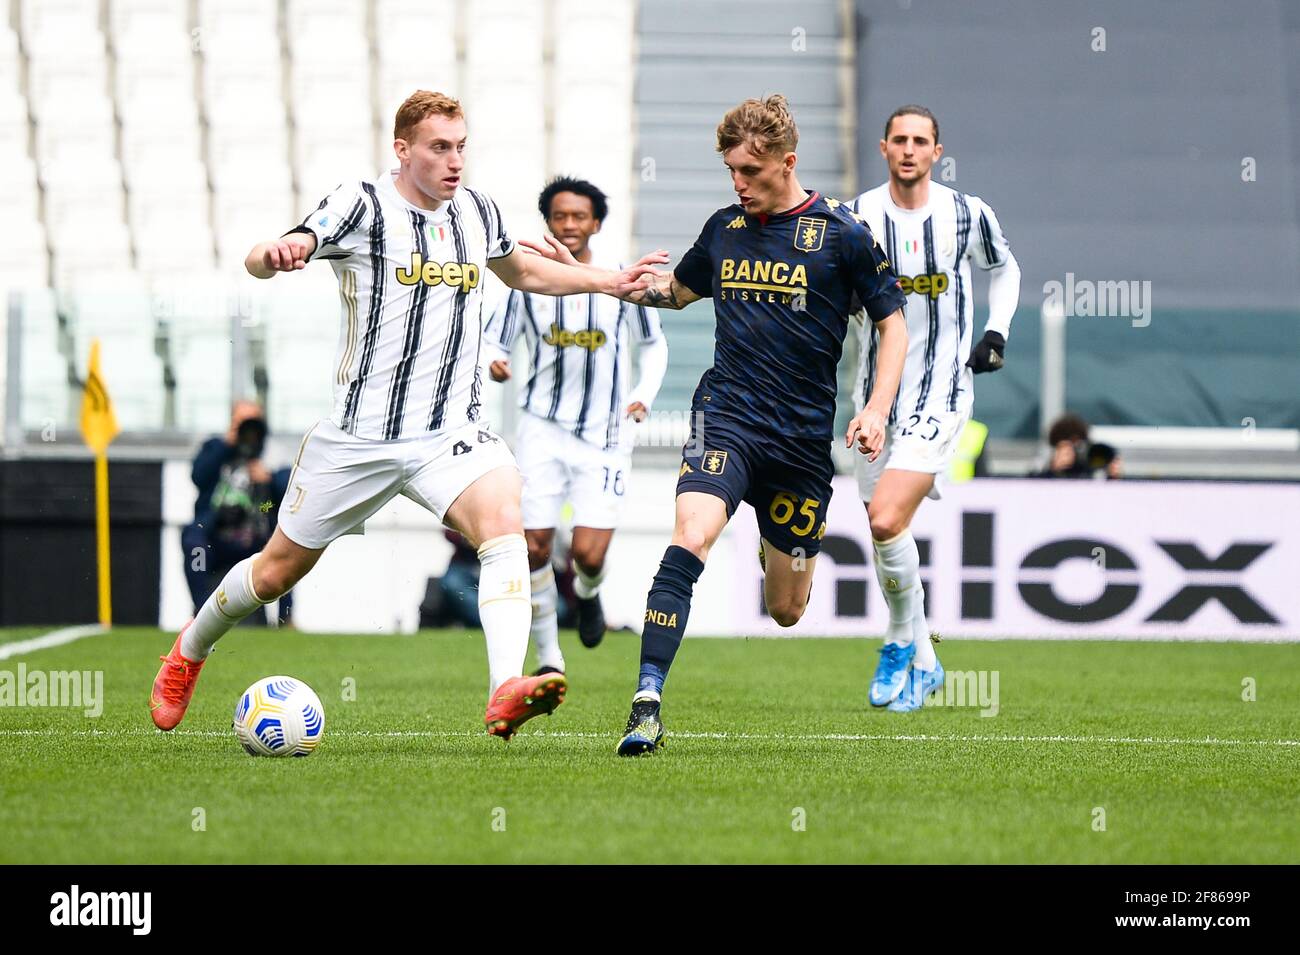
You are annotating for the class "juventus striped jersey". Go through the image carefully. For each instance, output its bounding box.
[483,256,666,451]
[851,181,1016,422]
[294,170,514,440]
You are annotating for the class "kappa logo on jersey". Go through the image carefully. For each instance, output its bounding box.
[726,215,746,229]
[542,324,608,351]
[395,252,481,292]
[795,216,826,252]
[897,273,950,299]
[701,450,728,474]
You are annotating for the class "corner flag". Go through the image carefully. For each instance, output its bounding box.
[80,340,119,625]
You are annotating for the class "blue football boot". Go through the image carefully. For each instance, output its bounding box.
[868,641,916,707]
[888,658,945,712]
[617,697,665,756]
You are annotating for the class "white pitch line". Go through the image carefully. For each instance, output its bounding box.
[0,727,1295,748]
[0,624,107,661]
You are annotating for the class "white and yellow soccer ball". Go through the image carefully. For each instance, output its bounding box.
[233,676,325,757]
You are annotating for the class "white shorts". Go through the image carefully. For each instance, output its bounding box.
[515,412,630,530]
[277,418,517,550]
[855,408,970,503]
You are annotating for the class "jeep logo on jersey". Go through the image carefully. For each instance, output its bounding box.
[897,273,950,298]
[542,324,608,350]
[395,253,480,292]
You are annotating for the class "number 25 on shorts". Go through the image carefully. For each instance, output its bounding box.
[768,492,825,539]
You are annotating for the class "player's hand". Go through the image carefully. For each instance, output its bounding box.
[625,401,648,422]
[631,248,670,270]
[518,234,580,267]
[489,359,511,382]
[260,234,315,273]
[966,330,1006,373]
[247,459,272,484]
[846,407,887,462]
[608,262,663,298]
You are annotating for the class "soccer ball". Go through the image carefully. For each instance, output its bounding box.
[232,676,325,757]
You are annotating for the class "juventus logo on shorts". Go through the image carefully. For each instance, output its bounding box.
[702,450,728,474]
[288,485,306,514]
[453,441,473,456]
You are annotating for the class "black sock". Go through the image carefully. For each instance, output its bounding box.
[637,545,705,697]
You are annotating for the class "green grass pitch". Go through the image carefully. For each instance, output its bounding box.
[1,626,1297,863]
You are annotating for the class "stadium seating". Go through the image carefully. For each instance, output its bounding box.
[1,0,636,442]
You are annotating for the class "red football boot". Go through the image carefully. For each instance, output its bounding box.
[149,625,206,730]
[484,672,568,741]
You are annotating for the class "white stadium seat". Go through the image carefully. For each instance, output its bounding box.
[115,42,194,109]
[11,288,69,430]
[64,272,166,429]
[197,0,271,40]
[0,27,20,84]
[286,0,368,40]
[207,121,291,176]
[109,0,191,45]
[19,0,100,47]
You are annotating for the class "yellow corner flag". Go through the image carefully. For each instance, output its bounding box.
[80,340,120,626]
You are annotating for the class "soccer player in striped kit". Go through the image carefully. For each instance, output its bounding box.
[148,91,658,741]
[484,177,668,672]
[851,105,1021,711]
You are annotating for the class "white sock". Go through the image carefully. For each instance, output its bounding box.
[873,531,922,648]
[183,557,272,660]
[529,564,564,672]
[573,561,607,600]
[912,603,937,670]
[478,534,531,693]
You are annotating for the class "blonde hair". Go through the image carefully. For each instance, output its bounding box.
[393,90,464,141]
[716,94,799,158]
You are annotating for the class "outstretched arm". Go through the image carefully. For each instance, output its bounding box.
[514,235,691,309]
[619,269,702,311]
[488,243,658,298]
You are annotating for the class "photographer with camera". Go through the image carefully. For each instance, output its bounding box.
[1034,412,1123,480]
[180,400,294,624]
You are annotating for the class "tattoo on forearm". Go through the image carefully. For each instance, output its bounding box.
[636,279,682,309]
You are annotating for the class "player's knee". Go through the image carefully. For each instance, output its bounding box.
[767,596,807,628]
[672,524,711,560]
[478,499,523,543]
[571,544,606,576]
[869,509,908,542]
[526,538,552,570]
[252,557,295,600]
